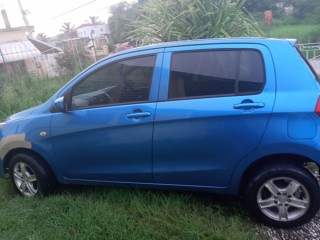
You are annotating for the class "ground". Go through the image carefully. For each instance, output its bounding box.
[257,202,320,239]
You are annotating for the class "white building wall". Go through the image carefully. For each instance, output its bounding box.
[76,24,110,41]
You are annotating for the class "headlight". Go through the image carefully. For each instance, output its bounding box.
[0,122,5,127]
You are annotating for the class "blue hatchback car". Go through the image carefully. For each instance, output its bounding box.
[1,38,320,228]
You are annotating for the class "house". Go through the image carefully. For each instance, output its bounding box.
[75,23,111,61]
[0,25,41,75]
[0,9,60,77]
[28,37,62,77]
[76,23,111,41]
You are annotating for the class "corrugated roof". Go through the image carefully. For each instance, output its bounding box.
[0,40,41,63]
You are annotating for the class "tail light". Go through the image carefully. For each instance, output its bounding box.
[315,96,320,116]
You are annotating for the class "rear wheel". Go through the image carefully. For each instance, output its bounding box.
[245,163,320,228]
[9,153,56,197]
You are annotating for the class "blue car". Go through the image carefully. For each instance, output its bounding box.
[1,38,320,228]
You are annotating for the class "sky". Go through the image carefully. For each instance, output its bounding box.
[0,0,135,37]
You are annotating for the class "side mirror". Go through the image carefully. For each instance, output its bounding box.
[53,97,66,112]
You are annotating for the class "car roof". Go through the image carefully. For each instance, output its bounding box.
[111,38,297,57]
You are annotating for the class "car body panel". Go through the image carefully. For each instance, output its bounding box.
[0,38,320,196]
[153,44,276,187]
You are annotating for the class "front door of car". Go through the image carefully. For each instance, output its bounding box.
[153,44,276,187]
[50,51,163,182]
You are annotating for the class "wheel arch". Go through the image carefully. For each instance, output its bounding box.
[3,148,58,182]
[238,153,319,196]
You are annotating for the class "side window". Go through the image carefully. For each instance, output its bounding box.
[169,50,265,99]
[238,51,265,93]
[71,55,156,109]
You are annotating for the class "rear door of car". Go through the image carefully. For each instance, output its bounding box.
[153,43,276,187]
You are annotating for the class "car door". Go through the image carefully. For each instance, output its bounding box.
[153,44,276,187]
[50,50,163,182]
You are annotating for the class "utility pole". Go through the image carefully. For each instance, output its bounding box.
[17,0,33,36]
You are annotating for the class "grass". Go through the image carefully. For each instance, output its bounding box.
[0,74,69,120]
[0,73,261,239]
[0,180,259,240]
[267,23,320,43]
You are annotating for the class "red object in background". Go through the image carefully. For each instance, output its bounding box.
[264,10,273,25]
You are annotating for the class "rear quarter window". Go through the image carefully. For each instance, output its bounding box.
[168,49,265,99]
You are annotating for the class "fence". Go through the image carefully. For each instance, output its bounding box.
[296,43,320,59]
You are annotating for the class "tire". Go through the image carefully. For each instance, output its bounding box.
[9,153,56,197]
[245,163,320,228]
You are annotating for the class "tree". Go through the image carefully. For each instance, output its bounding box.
[36,33,47,42]
[290,0,320,23]
[129,0,262,45]
[108,1,140,44]
[89,16,100,24]
[59,22,76,39]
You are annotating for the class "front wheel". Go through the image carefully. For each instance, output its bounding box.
[245,163,320,228]
[9,153,56,197]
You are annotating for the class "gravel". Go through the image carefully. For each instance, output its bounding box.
[256,211,320,240]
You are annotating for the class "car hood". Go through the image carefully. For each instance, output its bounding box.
[5,104,41,122]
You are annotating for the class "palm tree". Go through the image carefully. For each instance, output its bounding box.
[89,16,98,24]
[60,22,76,39]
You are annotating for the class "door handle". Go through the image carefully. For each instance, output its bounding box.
[233,102,265,109]
[126,112,151,119]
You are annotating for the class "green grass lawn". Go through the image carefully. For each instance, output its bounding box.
[0,179,259,240]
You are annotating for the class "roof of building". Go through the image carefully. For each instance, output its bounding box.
[76,23,107,29]
[0,39,41,63]
[28,37,62,54]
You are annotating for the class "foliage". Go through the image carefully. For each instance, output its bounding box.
[0,74,68,120]
[289,0,320,23]
[129,0,262,45]
[269,24,320,43]
[244,0,320,23]
[55,40,92,76]
[108,1,140,44]
[0,179,259,240]
[59,22,77,39]
[89,16,102,24]
[36,33,48,42]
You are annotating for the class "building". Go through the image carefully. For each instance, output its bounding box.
[0,9,60,77]
[76,23,111,41]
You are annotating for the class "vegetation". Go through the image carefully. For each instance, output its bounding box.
[243,0,320,42]
[129,0,262,45]
[0,74,68,120]
[36,33,48,42]
[59,22,77,39]
[0,180,259,240]
[108,0,320,44]
[55,47,92,76]
[108,1,140,44]
[269,24,320,43]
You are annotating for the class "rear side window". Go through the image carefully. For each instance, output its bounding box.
[169,50,265,99]
[295,47,320,83]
